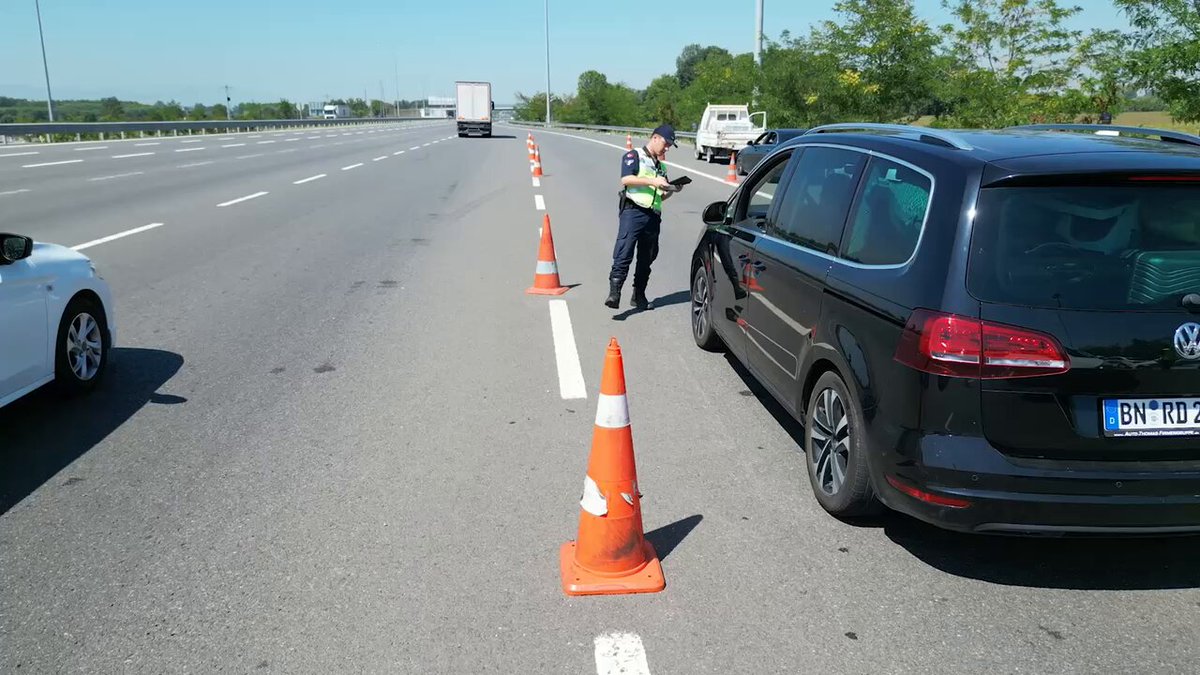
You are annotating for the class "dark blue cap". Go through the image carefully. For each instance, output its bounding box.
[652,124,677,147]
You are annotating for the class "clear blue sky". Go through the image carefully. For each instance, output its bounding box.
[0,0,1129,106]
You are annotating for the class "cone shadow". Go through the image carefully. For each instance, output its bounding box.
[645,514,703,561]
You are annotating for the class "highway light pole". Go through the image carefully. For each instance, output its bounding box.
[544,0,551,126]
[752,0,763,107]
[34,0,55,122]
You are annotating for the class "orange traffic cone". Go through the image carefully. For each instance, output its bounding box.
[625,134,633,151]
[526,214,568,296]
[725,151,739,185]
[560,337,664,596]
[532,145,544,177]
[527,132,535,149]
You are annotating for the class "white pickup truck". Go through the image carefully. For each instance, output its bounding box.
[693,104,767,163]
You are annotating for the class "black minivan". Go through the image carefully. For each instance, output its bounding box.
[690,123,1200,535]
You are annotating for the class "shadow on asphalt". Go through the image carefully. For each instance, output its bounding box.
[0,348,184,516]
[646,514,703,561]
[721,352,1200,591]
[611,290,692,322]
[478,134,517,140]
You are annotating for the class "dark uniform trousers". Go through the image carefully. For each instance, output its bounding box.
[610,204,662,291]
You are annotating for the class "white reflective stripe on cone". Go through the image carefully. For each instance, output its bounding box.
[580,475,608,516]
[536,260,558,275]
[595,393,630,429]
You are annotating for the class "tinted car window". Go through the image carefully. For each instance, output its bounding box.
[736,153,793,221]
[842,157,932,265]
[968,185,1200,310]
[770,147,866,254]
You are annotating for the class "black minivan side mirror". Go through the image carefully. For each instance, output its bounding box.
[0,234,33,265]
[702,201,729,226]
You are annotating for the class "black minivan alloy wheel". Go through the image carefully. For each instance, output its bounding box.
[804,371,878,517]
[691,264,723,351]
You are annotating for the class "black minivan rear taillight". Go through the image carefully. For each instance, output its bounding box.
[894,309,1070,379]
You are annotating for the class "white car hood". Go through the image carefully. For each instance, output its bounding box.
[31,241,90,265]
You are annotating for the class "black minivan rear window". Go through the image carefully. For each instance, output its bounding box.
[968,185,1200,310]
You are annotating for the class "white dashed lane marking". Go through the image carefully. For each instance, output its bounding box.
[594,634,652,675]
[175,147,205,153]
[0,151,39,158]
[89,171,144,182]
[217,191,269,207]
[534,194,545,210]
[72,223,164,251]
[112,152,155,159]
[74,146,108,152]
[293,174,325,185]
[0,188,32,196]
[341,163,363,171]
[22,159,84,168]
[222,143,246,148]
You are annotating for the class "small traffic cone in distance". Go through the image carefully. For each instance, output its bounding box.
[626,134,633,151]
[532,145,544,178]
[726,151,739,185]
[560,338,665,597]
[527,214,569,296]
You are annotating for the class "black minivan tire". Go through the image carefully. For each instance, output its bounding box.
[804,371,879,517]
[53,295,110,396]
[691,263,724,352]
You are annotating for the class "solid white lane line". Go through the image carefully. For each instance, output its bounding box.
[177,161,214,168]
[341,163,363,170]
[0,188,32,196]
[134,142,160,147]
[217,191,269,207]
[511,125,728,184]
[548,300,587,400]
[72,223,164,251]
[293,174,326,184]
[22,159,84,168]
[0,151,39,158]
[112,152,155,158]
[393,150,405,155]
[88,171,144,181]
[74,146,108,152]
[175,147,205,152]
[534,194,546,210]
[532,177,541,187]
[222,143,246,148]
[594,633,651,675]
[373,155,387,161]
[236,153,264,160]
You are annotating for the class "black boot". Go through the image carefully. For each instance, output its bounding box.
[631,288,650,309]
[604,279,622,309]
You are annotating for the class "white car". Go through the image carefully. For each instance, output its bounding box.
[0,233,115,409]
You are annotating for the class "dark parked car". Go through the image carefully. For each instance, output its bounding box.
[690,122,1200,535]
[736,129,807,175]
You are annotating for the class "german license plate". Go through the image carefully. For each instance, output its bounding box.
[1103,398,1200,437]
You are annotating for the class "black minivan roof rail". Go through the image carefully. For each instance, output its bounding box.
[1007,124,1200,147]
[803,123,975,151]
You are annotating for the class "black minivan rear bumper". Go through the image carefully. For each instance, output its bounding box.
[876,434,1200,535]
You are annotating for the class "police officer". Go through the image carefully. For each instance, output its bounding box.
[605,124,684,310]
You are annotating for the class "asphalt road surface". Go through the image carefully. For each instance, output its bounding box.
[2,122,1198,674]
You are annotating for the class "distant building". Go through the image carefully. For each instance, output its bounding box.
[422,96,455,119]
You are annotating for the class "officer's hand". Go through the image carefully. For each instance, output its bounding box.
[652,176,672,190]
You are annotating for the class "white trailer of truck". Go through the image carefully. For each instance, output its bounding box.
[322,104,351,120]
[455,81,493,137]
[694,104,767,162]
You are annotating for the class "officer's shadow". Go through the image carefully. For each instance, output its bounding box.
[611,290,691,321]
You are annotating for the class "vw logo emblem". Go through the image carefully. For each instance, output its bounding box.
[1175,323,1200,360]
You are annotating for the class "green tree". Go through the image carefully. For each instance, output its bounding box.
[278,99,298,119]
[812,0,942,122]
[938,0,1084,126]
[99,96,124,121]
[1072,29,1134,119]
[1114,0,1200,121]
[642,75,683,127]
[211,103,228,119]
[569,70,611,124]
[347,98,370,117]
[190,103,208,120]
[676,44,733,88]
[679,51,759,125]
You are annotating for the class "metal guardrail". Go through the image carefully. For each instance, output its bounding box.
[0,116,438,143]
[512,121,698,140]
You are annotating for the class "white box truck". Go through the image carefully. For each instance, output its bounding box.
[455,81,493,137]
[322,104,351,119]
